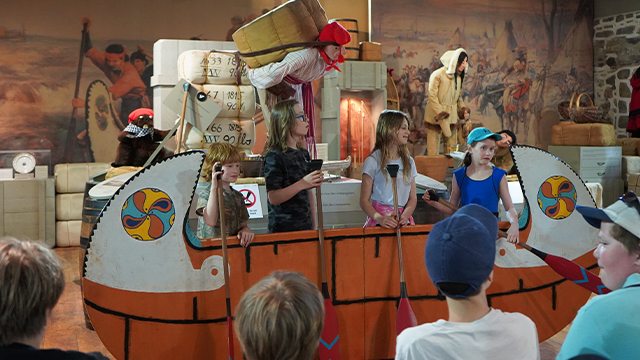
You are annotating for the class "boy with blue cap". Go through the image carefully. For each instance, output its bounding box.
[423,127,520,243]
[396,204,539,360]
[557,191,640,360]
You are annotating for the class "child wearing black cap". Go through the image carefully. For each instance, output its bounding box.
[423,127,520,243]
[395,204,539,360]
[557,192,640,360]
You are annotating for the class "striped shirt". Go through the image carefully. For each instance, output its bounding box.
[247,48,334,89]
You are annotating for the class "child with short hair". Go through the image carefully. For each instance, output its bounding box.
[263,99,323,233]
[234,271,324,360]
[557,192,640,359]
[396,204,539,360]
[423,127,519,243]
[196,142,254,246]
[360,110,418,228]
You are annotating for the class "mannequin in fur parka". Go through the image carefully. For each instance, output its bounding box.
[423,48,471,155]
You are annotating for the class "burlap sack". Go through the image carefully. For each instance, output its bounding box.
[200,84,256,119]
[178,50,249,85]
[550,122,616,146]
[232,0,328,69]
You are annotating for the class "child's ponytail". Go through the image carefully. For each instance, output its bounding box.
[463,151,472,167]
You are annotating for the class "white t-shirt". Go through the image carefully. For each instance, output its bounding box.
[362,150,417,207]
[395,308,540,360]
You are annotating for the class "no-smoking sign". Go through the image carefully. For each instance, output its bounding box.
[231,184,263,219]
[239,189,256,207]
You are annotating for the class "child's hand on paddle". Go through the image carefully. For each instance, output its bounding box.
[302,170,323,189]
[212,162,223,186]
[422,189,439,207]
[506,223,519,244]
[398,213,411,228]
[374,213,398,229]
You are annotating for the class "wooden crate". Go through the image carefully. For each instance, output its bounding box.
[359,41,381,61]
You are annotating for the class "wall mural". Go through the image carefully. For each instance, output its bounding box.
[0,0,276,167]
[372,0,594,150]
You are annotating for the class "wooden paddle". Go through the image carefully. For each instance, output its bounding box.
[426,190,610,295]
[63,22,88,163]
[216,164,235,360]
[175,82,191,154]
[387,164,418,335]
[309,159,340,359]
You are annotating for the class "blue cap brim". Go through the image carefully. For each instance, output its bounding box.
[576,205,612,229]
[467,133,503,145]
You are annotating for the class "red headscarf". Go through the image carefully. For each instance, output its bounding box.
[128,108,154,123]
[318,22,351,71]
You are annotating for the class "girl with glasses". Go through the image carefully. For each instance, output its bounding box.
[263,99,323,233]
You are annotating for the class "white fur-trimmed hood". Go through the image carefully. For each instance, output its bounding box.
[440,48,468,76]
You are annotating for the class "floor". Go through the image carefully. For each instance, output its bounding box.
[43,247,568,359]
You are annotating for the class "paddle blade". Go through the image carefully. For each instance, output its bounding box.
[544,253,611,295]
[227,316,235,360]
[319,298,340,360]
[395,297,417,336]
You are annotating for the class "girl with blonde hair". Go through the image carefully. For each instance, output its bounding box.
[360,110,418,228]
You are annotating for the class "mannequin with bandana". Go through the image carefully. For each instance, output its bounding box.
[113,109,173,167]
[73,18,148,128]
[247,21,351,156]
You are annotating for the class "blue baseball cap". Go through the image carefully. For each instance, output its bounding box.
[467,127,503,145]
[425,204,497,299]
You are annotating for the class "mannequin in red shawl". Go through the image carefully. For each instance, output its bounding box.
[627,66,640,138]
[247,21,351,157]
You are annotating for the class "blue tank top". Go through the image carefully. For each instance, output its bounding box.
[454,167,506,214]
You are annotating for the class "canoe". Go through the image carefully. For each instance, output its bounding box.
[83,145,600,359]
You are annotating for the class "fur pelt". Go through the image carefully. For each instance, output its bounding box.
[112,114,172,167]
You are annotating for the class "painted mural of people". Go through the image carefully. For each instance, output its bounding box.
[72,17,148,128]
[502,46,531,134]
[423,48,470,155]
[130,45,154,109]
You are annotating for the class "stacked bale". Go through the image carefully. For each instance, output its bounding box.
[177,50,256,152]
[54,163,109,247]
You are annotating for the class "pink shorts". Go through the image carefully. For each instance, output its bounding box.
[363,200,415,227]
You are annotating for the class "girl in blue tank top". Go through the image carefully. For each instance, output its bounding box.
[423,127,519,243]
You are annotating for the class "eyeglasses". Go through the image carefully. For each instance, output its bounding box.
[296,114,309,122]
[620,191,639,204]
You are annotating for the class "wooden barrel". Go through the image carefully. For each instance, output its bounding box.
[80,182,108,252]
[333,18,359,60]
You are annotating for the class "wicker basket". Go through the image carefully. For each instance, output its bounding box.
[557,93,576,120]
[569,93,608,124]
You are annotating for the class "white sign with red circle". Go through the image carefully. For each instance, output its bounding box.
[231,183,263,219]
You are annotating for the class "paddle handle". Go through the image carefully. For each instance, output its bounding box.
[217,179,231,300]
[217,175,235,359]
[175,83,190,154]
[391,177,407,283]
[316,187,328,284]
[434,197,509,238]
[63,22,89,163]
